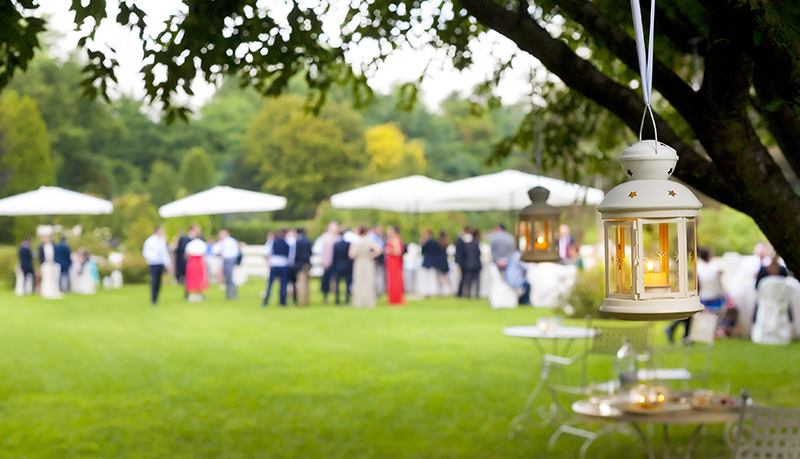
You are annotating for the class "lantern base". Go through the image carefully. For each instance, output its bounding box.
[520,252,561,263]
[600,297,703,321]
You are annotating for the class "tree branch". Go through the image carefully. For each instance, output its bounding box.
[458,0,737,202]
[697,19,800,273]
[753,66,800,178]
[556,0,699,125]
[697,0,800,110]
[651,4,706,56]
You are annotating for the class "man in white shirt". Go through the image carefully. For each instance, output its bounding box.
[214,229,241,300]
[142,226,172,305]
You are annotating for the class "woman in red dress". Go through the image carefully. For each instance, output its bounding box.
[184,238,209,302]
[385,226,405,306]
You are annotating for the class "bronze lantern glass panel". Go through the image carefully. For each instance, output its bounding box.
[518,186,561,263]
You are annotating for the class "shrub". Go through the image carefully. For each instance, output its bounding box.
[561,265,608,319]
[119,256,149,284]
[227,219,311,245]
[0,246,17,289]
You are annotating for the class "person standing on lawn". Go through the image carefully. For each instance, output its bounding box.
[214,229,240,300]
[350,225,383,308]
[315,221,340,305]
[385,225,406,306]
[55,236,72,292]
[264,228,293,307]
[142,226,172,305]
[488,223,516,269]
[18,237,35,294]
[184,234,209,303]
[292,228,313,306]
[332,230,353,305]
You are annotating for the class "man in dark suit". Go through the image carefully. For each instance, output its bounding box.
[175,227,191,284]
[332,232,353,305]
[293,228,313,306]
[54,237,72,292]
[18,237,35,294]
[454,226,470,297]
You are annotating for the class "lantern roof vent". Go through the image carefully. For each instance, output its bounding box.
[519,186,560,217]
[620,140,678,181]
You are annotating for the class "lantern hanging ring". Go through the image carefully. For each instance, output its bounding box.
[638,104,659,154]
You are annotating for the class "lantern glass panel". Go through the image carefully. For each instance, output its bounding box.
[686,219,697,292]
[607,222,634,296]
[641,221,680,294]
[532,219,552,251]
[516,221,531,252]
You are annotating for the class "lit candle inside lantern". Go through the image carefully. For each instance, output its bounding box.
[534,235,548,250]
[643,260,667,286]
[637,394,647,404]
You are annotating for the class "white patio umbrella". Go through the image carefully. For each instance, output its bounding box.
[430,170,604,210]
[158,186,287,218]
[330,175,453,213]
[0,186,113,215]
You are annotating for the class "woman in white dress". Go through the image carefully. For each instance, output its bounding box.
[349,226,383,308]
[38,234,62,299]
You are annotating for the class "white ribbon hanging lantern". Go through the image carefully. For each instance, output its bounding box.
[596,0,703,321]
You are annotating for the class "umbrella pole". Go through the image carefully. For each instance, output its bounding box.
[508,192,515,234]
[414,202,420,242]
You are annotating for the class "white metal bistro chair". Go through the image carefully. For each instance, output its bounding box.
[733,390,800,458]
[642,310,720,389]
[547,320,653,453]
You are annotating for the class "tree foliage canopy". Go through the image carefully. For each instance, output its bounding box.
[4,0,800,269]
[242,96,368,218]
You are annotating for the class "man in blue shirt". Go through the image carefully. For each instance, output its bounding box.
[504,251,532,305]
[214,229,241,300]
[142,226,172,305]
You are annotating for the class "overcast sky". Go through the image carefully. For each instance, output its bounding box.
[39,0,542,112]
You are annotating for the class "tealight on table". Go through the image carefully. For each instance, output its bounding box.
[568,397,740,459]
[504,324,596,436]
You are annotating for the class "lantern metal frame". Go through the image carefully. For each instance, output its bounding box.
[598,140,703,321]
[518,186,561,263]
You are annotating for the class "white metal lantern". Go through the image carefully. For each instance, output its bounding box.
[597,140,703,321]
[517,187,561,263]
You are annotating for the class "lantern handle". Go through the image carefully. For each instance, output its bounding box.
[638,104,659,154]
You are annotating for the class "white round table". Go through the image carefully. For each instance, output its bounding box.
[504,324,596,435]
[570,397,740,459]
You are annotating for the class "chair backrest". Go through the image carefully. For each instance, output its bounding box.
[590,323,652,356]
[734,393,800,459]
[689,311,718,344]
[757,276,792,313]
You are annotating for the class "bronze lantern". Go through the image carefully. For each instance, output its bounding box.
[518,186,561,262]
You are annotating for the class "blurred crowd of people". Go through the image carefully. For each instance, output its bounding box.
[665,241,793,344]
[138,220,582,309]
[17,233,99,298]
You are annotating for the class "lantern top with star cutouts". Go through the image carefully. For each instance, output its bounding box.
[597,140,701,218]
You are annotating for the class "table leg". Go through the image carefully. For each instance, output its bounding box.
[684,424,704,459]
[631,423,656,459]
[662,424,670,459]
[509,373,550,436]
[510,337,577,437]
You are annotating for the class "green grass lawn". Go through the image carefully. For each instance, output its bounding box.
[0,280,797,458]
